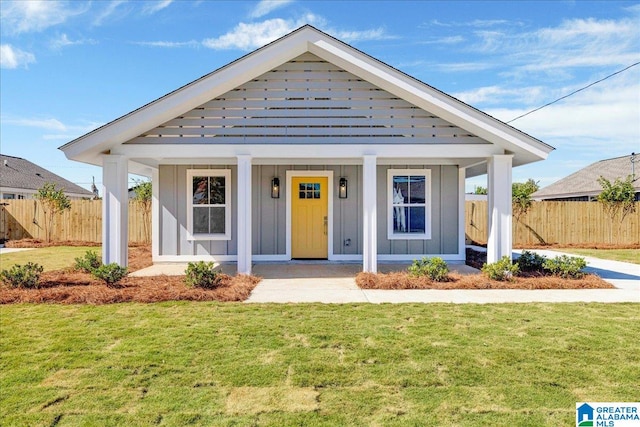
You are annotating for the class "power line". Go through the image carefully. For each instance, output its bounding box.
[506,61,640,124]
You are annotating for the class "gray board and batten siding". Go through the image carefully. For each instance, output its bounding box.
[157,164,459,257]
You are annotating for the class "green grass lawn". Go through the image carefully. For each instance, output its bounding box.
[556,248,640,264]
[0,246,99,272]
[1,303,638,426]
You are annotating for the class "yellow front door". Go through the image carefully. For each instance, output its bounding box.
[291,176,328,259]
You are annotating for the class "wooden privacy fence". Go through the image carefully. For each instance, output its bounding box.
[466,201,640,246]
[0,199,150,244]
[1,199,638,245]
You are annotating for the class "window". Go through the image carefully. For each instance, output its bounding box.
[298,183,321,199]
[187,169,231,240]
[2,193,16,200]
[387,169,431,239]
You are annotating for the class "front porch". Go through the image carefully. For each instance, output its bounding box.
[130,261,480,303]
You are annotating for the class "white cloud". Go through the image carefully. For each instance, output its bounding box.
[2,117,67,130]
[50,33,97,50]
[453,85,546,106]
[474,17,640,75]
[203,15,393,51]
[93,0,128,26]
[1,116,102,140]
[142,0,173,14]
[203,16,318,50]
[0,44,36,69]
[0,0,86,34]
[133,40,199,48]
[486,71,640,153]
[249,0,293,19]
[334,28,394,43]
[419,35,465,45]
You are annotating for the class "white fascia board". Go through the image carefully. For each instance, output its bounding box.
[60,35,310,164]
[113,143,502,160]
[308,40,553,161]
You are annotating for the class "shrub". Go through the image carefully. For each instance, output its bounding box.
[517,250,547,273]
[543,255,587,279]
[74,250,102,273]
[482,256,519,281]
[408,257,449,282]
[185,261,221,289]
[92,263,128,286]
[0,262,44,288]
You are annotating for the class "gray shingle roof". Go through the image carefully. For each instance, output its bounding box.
[533,154,640,200]
[0,154,93,196]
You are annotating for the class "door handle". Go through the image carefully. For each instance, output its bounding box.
[323,216,328,235]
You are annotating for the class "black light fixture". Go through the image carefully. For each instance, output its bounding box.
[271,177,280,198]
[339,177,348,199]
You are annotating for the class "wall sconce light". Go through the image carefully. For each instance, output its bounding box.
[271,177,280,199]
[339,177,348,199]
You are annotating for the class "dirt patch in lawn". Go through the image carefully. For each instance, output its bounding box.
[356,271,614,290]
[0,244,260,304]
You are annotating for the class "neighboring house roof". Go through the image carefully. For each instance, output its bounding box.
[533,154,640,200]
[0,154,94,197]
[60,25,553,176]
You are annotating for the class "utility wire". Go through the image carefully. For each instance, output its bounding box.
[506,61,640,124]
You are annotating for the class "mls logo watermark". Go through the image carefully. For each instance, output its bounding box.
[576,402,640,427]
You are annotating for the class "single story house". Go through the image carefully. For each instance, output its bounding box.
[533,154,639,201]
[60,25,553,273]
[0,154,95,200]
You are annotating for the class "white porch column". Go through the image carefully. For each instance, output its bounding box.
[236,155,252,274]
[151,167,159,262]
[487,154,513,263]
[363,155,377,273]
[102,154,128,266]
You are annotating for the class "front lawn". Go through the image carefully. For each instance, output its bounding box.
[556,248,640,264]
[0,246,99,272]
[1,303,638,426]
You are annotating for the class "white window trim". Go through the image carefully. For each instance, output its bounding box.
[387,169,431,240]
[186,169,231,241]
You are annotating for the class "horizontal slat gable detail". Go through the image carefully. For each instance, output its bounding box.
[128,136,485,145]
[133,54,485,145]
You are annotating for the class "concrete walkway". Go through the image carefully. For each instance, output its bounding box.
[0,247,34,255]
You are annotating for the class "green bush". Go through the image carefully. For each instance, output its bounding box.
[482,256,519,281]
[185,261,221,289]
[0,262,44,288]
[516,250,547,273]
[92,263,128,286]
[74,250,102,273]
[543,255,587,279]
[408,257,449,282]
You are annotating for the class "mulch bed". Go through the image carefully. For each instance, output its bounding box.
[0,244,260,304]
[358,247,614,290]
[356,271,614,290]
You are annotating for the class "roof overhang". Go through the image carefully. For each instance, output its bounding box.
[60,25,553,175]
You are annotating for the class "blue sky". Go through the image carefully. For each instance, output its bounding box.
[1,0,639,193]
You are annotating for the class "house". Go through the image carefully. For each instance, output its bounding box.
[533,154,640,201]
[59,25,553,273]
[0,154,94,200]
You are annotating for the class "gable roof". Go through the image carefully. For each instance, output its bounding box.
[0,154,94,197]
[60,25,553,173]
[533,154,639,200]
